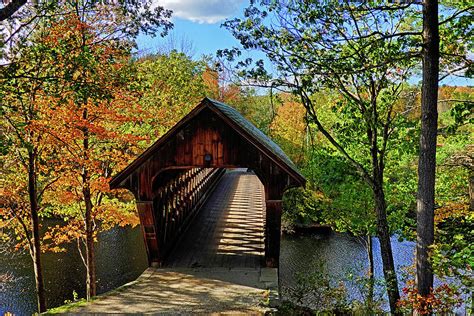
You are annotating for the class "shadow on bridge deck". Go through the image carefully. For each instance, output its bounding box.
[164,169,265,269]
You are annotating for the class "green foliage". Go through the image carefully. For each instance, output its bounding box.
[134,52,208,140]
[230,92,277,135]
[433,205,473,292]
[282,188,326,229]
[303,148,376,236]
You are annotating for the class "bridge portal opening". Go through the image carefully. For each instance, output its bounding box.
[164,168,265,269]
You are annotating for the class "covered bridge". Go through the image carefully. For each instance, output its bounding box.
[110,97,305,268]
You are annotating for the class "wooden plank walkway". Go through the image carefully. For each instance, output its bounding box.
[165,169,265,269]
[61,169,277,314]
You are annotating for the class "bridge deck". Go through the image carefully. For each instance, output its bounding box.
[165,169,265,268]
[64,170,276,314]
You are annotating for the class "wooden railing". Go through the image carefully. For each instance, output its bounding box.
[152,168,225,261]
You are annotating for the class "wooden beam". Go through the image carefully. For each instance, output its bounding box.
[264,199,283,268]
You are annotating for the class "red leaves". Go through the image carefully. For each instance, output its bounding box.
[397,280,463,314]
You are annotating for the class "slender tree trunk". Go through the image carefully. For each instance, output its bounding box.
[469,171,473,212]
[366,234,374,311]
[83,180,97,300]
[416,0,439,301]
[373,184,401,315]
[28,150,47,312]
[82,108,96,300]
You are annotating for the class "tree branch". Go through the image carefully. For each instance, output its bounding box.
[439,6,474,26]
[0,0,26,21]
[299,91,374,186]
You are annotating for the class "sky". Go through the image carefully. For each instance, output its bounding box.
[136,0,473,87]
[136,0,247,58]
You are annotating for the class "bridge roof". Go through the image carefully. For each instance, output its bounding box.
[110,97,305,188]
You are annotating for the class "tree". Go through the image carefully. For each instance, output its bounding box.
[136,52,209,138]
[1,33,64,312]
[0,0,172,52]
[269,95,306,164]
[1,0,172,304]
[35,14,145,299]
[416,0,439,302]
[220,1,424,312]
[416,0,473,303]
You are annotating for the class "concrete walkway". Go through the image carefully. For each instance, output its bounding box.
[61,170,277,314]
[67,267,276,314]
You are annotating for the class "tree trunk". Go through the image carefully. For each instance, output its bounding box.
[469,171,473,212]
[83,181,97,300]
[82,107,97,300]
[416,0,439,301]
[28,151,47,313]
[373,185,400,315]
[366,234,374,311]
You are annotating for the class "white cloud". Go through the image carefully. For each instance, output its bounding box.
[154,0,243,24]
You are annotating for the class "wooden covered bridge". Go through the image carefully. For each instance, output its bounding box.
[80,98,306,313]
[110,97,305,269]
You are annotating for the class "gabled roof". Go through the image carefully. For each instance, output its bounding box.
[208,98,303,179]
[110,97,305,188]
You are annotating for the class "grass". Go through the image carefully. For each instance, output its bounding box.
[44,298,95,314]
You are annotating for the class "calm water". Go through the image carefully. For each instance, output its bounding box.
[280,231,415,309]
[0,225,147,315]
[0,226,465,315]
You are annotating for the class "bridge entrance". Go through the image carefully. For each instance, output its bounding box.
[110,98,305,269]
[165,169,264,269]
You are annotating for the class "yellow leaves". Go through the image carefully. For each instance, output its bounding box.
[435,202,469,224]
[72,70,81,81]
[95,202,140,229]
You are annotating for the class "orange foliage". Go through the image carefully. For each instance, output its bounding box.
[434,202,469,224]
[28,15,143,247]
[270,96,307,164]
[202,67,242,104]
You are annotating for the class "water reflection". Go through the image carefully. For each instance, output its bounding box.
[0,225,147,315]
[280,231,466,314]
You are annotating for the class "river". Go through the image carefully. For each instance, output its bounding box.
[0,226,466,315]
[1,226,148,315]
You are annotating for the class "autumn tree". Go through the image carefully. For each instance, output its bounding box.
[34,14,146,299]
[270,95,307,165]
[1,0,172,304]
[1,31,65,311]
[0,0,172,57]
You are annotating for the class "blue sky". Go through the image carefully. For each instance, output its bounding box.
[136,0,472,87]
[136,0,247,58]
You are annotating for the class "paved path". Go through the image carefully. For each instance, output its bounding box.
[62,170,276,314]
[68,267,276,315]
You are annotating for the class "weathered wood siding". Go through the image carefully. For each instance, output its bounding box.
[113,106,302,267]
